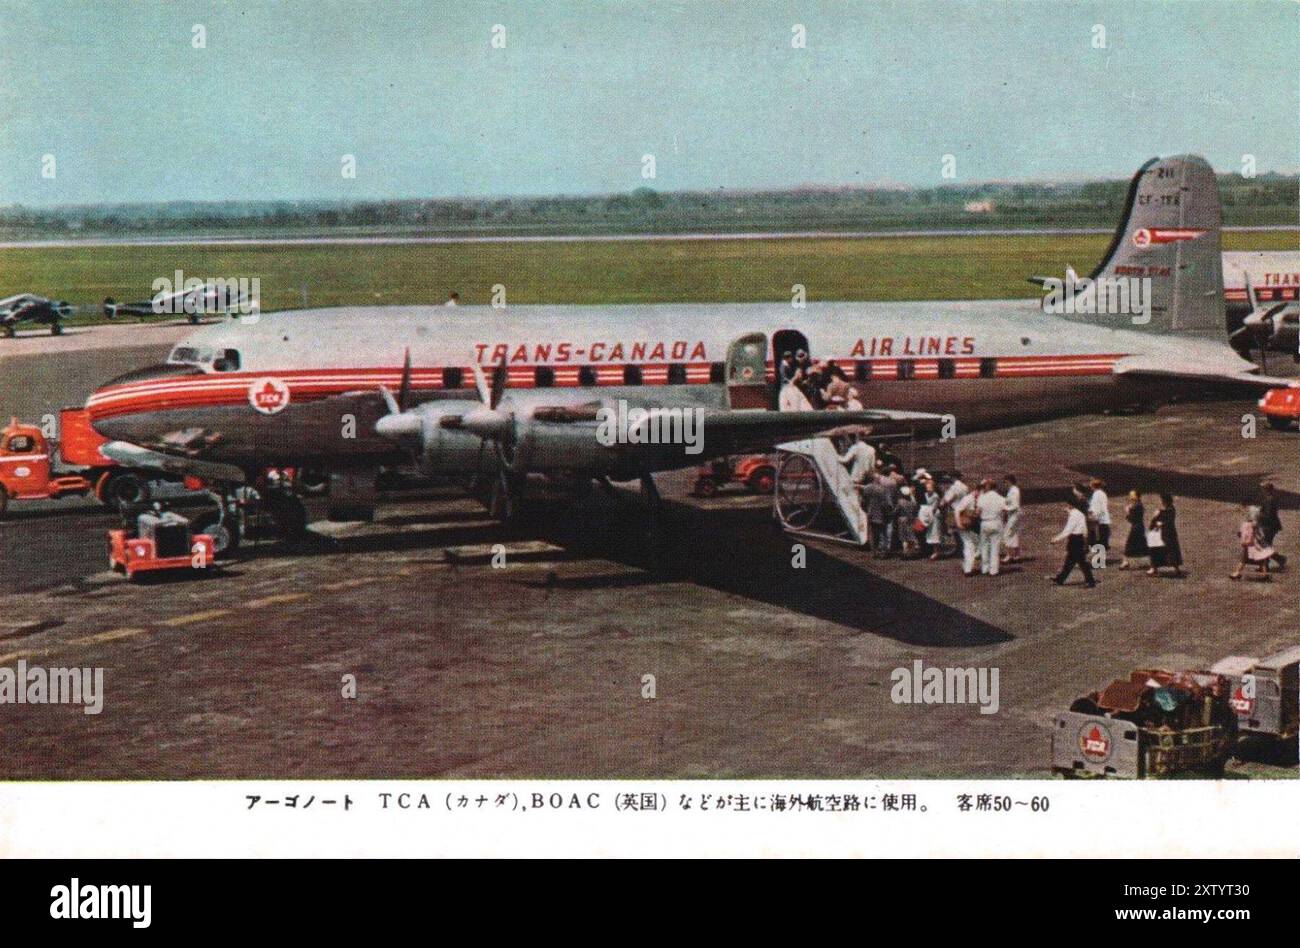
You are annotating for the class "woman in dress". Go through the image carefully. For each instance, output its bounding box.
[1118,489,1148,570]
[1147,492,1183,577]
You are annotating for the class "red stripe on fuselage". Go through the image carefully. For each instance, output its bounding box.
[86,355,1127,422]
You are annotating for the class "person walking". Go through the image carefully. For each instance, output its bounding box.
[1147,493,1184,577]
[1049,499,1096,587]
[1118,489,1148,570]
[894,485,920,558]
[1001,473,1023,564]
[1257,482,1287,570]
[1088,478,1112,558]
[976,479,1007,575]
[1230,505,1274,581]
[862,475,893,557]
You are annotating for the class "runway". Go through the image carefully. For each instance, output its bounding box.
[2,225,1295,249]
[1,376,1297,777]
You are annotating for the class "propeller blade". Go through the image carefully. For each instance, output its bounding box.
[377,384,400,416]
[471,362,491,406]
[398,348,412,412]
[490,361,508,410]
[375,412,422,439]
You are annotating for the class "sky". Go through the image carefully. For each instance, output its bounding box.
[0,0,1296,204]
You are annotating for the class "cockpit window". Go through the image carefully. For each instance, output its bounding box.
[213,349,241,372]
[167,345,216,367]
[7,435,35,452]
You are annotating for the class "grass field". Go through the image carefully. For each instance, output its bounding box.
[2,230,1296,325]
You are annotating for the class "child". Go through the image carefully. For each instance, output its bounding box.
[1230,505,1274,581]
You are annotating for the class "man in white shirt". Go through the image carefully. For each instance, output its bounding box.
[837,437,877,486]
[952,486,980,576]
[1088,478,1111,557]
[1002,473,1023,563]
[975,479,1007,575]
[1050,500,1097,587]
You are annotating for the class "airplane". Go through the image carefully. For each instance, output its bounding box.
[1223,251,1300,317]
[102,281,254,325]
[85,154,1299,550]
[1227,274,1299,362]
[1,294,74,337]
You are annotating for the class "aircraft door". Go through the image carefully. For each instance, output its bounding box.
[725,333,770,409]
[772,329,809,368]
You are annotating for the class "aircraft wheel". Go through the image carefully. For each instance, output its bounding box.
[2,325,14,338]
[0,485,8,520]
[50,323,63,336]
[1267,416,1297,432]
[105,472,149,511]
[747,466,777,494]
[192,511,240,558]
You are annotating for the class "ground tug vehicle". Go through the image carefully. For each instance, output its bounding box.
[1210,647,1300,745]
[1258,386,1300,431]
[108,507,215,581]
[691,454,778,498]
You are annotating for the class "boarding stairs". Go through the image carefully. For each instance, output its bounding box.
[774,385,869,545]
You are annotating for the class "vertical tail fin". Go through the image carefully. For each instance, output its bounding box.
[1084,154,1225,333]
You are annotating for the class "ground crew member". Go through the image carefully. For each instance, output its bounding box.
[975,479,1007,575]
[1050,500,1096,587]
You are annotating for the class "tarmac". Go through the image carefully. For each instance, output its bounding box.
[0,326,1297,778]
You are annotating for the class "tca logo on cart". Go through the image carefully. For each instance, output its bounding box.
[1078,722,1113,763]
[1230,674,1256,716]
[248,377,291,415]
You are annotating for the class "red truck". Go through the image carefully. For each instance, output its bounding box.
[0,407,152,518]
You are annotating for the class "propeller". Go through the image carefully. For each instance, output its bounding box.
[374,349,422,439]
[457,360,530,519]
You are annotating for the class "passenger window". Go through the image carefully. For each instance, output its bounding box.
[578,366,597,387]
[979,357,998,378]
[937,358,956,380]
[855,361,871,382]
[709,362,725,384]
[896,360,915,381]
[623,365,643,386]
[443,367,464,389]
[535,366,555,387]
[667,364,687,385]
[213,349,241,372]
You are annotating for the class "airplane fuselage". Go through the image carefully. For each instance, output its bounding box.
[86,301,1256,473]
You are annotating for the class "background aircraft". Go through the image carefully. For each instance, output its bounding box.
[103,282,254,324]
[1228,274,1300,363]
[0,294,74,337]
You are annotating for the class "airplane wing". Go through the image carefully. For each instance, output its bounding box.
[693,407,948,457]
[1112,356,1300,393]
